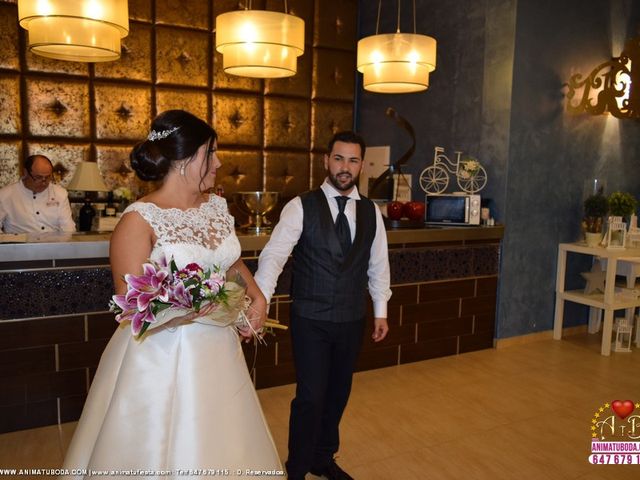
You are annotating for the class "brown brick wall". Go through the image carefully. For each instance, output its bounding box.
[250,273,498,389]
[0,242,500,433]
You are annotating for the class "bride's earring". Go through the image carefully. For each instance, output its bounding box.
[179,162,186,176]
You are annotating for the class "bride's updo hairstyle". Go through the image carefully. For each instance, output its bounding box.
[130,109,216,182]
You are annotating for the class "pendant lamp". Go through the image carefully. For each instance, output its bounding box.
[18,0,129,62]
[215,1,304,78]
[357,0,436,93]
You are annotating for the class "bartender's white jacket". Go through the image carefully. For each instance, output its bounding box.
[0,180,76,233]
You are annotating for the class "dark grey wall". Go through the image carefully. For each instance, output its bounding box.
[356,0,640,338]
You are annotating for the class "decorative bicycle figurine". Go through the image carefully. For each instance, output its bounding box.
[419,146,488,194]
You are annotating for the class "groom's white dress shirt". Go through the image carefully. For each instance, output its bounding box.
[255,179,391,318]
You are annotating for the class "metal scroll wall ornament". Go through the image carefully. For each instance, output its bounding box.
[368,107,415,200]
[566,35,639,118]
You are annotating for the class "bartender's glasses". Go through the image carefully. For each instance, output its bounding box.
[29,172,53,183]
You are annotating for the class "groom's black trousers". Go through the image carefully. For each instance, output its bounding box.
[285,314,365,478]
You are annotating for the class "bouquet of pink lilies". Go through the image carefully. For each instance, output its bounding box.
[110,256,254,339]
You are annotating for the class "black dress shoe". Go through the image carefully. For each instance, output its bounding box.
[310,460,354,480]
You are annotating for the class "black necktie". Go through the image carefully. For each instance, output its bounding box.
[335,196,351,256]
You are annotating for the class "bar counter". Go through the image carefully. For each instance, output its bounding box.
[0,225,503,433]
[0,225,504,262]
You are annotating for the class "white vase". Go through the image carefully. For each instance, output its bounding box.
[585,232,602,247]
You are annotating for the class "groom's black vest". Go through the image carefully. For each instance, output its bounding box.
[290,188,377,323]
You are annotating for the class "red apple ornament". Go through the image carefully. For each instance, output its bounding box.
[387,201,404,220]
[403,201,426,221]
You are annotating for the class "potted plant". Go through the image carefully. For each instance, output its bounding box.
[582,193,608,246]
[606,192,638,248]
[608,191,637,219]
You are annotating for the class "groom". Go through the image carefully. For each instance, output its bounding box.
[255,131,391,480]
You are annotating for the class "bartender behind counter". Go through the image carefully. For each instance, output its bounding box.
[0,155,76,233]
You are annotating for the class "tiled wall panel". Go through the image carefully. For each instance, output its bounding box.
[94,24,153,82]
[0,0,356,208]
[26,79,90,138]
[0,141,21,185]
[94,84,152,140]
[0,3,20,71]
[0,74,20,134]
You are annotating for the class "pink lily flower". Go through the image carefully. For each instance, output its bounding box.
[169,281,193,308]
[131,307,156,336]
[202,272,225,297]
[124,263,170,311]
[111,293,138,324]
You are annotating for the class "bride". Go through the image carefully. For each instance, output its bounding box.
[62,110,283,478]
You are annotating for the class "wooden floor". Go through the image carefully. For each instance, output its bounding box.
[0,332,638,479]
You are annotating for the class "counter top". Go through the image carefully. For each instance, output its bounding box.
[0,225,505,263]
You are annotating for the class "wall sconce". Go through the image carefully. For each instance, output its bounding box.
[357,0,437,93]
[215,1,305,78]
[17,0,129,62]
[566,35,638,118]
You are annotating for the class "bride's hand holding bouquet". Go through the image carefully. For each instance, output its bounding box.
[109,256,275,341]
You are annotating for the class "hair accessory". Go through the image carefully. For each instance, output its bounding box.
[147,126,179,142]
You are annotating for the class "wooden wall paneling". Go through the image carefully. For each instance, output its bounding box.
[215,149,262,195]
[94,23,153,82]
[58,339,110,371]
[23,54,89,76]
[0,74,21,135]
[94,84,152,141]
[0,3,20,71]
[0,346,56,378]
[155,26,210,87]
[312,49,355,101]
[419,279,475,302]
[314,0,358,50]
[95,144,142,193]
[128,0,152,22]
[0,141,21,185]
[263,97,310,149]
[87,312,120,341]
[264,151,310,198]
[156,0,210,29]
[214,92,263,147]
[402,299,459,324]
[310,100,354,151]
[26,79,90,138]
[156,88,209,123]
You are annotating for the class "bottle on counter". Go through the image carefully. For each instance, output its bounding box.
[79,197,95,232]
[105,191,116,217]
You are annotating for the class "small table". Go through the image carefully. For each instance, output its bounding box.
[553,242,640,355]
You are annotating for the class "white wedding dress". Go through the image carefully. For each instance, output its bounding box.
[63,196,283,479]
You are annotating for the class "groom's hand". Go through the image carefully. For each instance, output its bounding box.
[372,317,389,342]
[239,297,267,342]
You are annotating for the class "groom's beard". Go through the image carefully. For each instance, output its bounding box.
[327,171,359,192]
